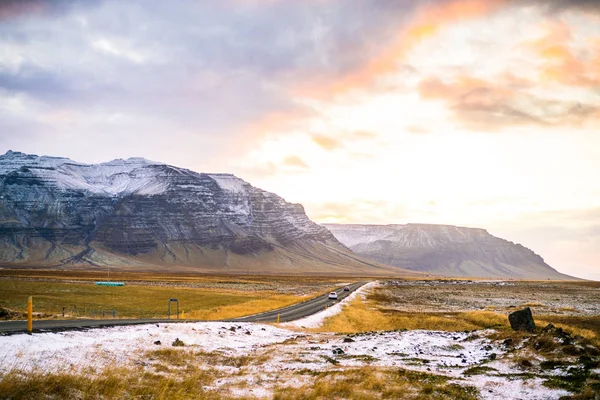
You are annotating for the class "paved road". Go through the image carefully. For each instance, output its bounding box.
[0,282,367,334]
[230,281,366,323]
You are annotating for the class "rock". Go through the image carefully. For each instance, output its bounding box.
[332,348,345,355]
[482,345,493,351]
[153,340,161,345]
[343,337,355,343]
[229,327,236,332]
[245,330,251,335]
[172,338,185,347]
[541,323,556,333]
[542,323,574,345]
[489,353,497,360]
[508,308,536,332]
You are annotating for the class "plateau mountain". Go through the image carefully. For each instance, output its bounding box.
[323,223,573,279]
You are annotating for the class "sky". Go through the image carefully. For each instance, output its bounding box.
[0,0,599,279]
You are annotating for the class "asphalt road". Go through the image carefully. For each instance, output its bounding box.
[0,281,367,334]
[230,281,366,323]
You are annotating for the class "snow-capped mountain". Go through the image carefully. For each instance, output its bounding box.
[323,223,573,279]
[0,151,405,275]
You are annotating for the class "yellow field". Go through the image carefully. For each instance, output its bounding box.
[0,270,342,320]
[315,296,509,333]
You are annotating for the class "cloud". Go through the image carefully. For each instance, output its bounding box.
[282,155,308,169]
[527,21,600,87]
[524,0,600,13]
[311,134,343,150]
[299,0,509,98]
[417,74,600,130]
[310,130,379,151]
[0,0,436,164]
[305,199,400,224]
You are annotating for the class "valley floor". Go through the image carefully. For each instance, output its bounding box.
[2,281,599,399]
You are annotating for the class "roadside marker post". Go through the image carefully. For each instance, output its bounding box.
[168,298,179,320]
[277,314,280,324]
[27,296,33,334]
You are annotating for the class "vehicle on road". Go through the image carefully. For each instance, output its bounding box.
[344,286,350,291]
[328,292,338,300]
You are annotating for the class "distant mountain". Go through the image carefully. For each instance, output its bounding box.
[323,223,574,279]
[0,151,410,276]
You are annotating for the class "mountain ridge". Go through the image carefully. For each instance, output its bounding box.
[0,151,413,276]
[323,223,575,279]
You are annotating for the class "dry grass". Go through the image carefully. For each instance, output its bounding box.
[0,280,335,320]
[0,269,346,285]
[274,367,479,400]
[0,280,259,319]
[0,367,220,399]
[315,296,509,333]
[537,315,600,344]
[186,293,311,320]
[146,347,271,370]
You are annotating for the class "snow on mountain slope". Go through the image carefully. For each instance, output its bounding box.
[0,150,166,196]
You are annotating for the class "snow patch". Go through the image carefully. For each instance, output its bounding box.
[208,174,248,194]
[0,322,295,374]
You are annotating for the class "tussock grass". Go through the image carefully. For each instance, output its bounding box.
[0,368,220,399]
[146,347,273,371]
[316,296,509,333]
[537,316,600,345]
[275,367,479,400]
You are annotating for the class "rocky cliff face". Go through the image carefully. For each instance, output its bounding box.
[0,151,402,275]
[323,223,572,279]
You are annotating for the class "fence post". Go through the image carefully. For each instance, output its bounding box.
[27,296,33,334]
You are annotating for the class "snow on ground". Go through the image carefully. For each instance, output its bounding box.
[0,285,572,399]
[0,322,296,374]
[466,376,570,400]
[0,323,570,399]
[281,281,378,328]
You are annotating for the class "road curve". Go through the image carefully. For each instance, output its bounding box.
[230,281,366,323]
[0,282,368,334]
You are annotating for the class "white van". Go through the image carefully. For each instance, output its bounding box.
[328,292,338,300]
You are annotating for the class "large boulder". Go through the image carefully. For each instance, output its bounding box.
[508,307,536,332]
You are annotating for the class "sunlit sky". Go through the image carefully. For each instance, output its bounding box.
[1,0,599,279]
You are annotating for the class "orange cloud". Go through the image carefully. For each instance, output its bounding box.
[297,0,508,98]
[282,155,308,168]
[529,21,600,86]
[417,72,599,130]
[350,131,378,140]
[311,134,343,151]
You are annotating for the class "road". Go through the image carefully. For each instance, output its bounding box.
[0,281,367,334]
[230,281,365,323]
